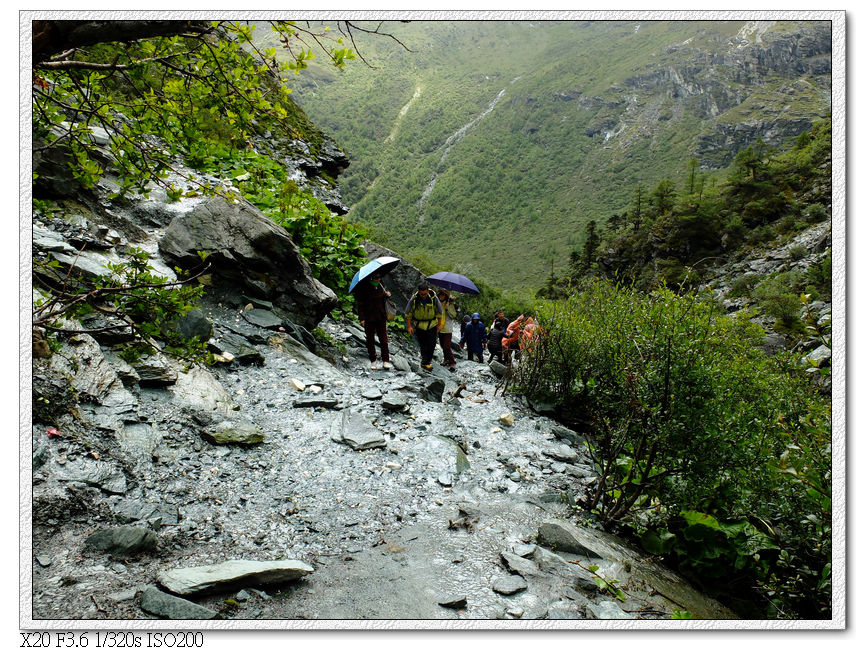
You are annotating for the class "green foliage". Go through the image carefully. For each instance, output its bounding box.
[788,245,809,261]
[32,21,371,310]
[33,247,210,363]
[289,21,828,288]
[513,278,831,618]
[804,249,831,302]
[752,271,805,328]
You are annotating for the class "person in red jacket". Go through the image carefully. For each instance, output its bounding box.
[502,314,526,363]
[354,272,392,370]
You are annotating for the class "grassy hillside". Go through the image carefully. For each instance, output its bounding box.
[268,20,830,290]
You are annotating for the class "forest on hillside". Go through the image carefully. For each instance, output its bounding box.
[286,19,831,288]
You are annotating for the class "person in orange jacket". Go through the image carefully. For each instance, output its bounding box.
[502,314,525,362]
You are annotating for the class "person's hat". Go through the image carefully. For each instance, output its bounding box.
[495,308,505,315]
[471,312,481,320]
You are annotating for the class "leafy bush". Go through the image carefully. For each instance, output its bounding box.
[728,273,762,298]
[753,272,805,327]
[788,245,809,261]
[33,248,210,363]
[803,203,829,224]
[513,278,831,618]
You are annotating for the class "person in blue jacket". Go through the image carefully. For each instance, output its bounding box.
[459,312,487,363]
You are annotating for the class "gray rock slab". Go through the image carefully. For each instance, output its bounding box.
[391,356,412,373]
[361,387,383,400]
[537,520,604,557]
[381,391,409,411]
[438,595,467,609]
[54,457,128,495]
[116,422,163,456]
[158,559,313,596]
[543,444,579,463]
[139,585,219,619]
[550,424,582,444]
[242,308,283,329]
[85,525,158,556]
[331,409,386,450]
[532,547,596,589]
[546,600,585,619]
[112,499,179,526]
[201,419,265,445]
[168,365,235,416]
[586,600,633,620]
[293,395,339,409]
[500,551,543,577]
[492,574,528,595]
[132,356,178,387]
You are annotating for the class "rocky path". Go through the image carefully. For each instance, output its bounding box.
[31,298,735,622]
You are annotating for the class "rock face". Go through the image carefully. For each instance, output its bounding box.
[158,559,314,596]
[158,196,337,330]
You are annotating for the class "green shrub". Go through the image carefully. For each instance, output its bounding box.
[753,272,806,327]
[788,245,809,261]
[513,278,830,618]
[728,273,761,298]
[803,203,829,224]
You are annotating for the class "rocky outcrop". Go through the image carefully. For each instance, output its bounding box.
[158,195,338,330]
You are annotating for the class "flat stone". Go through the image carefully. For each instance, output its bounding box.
[158,559,313,596]
[331,410,387,450]
[500,551,543,577]
[201,419,265,445]
[537,520,604,557]
[492,574,527,595]
[139,585,219,619]
[289,378,306,391]
[84,525,158,556]
[361,388,383,400]
[547,600,585,619]
[513,543,536,557]
[586,600,633,620]
[438,595,467,609]
[293,396,339,409]
[543,444,578,462]
[381,392,409,411]
[242,309,283,329]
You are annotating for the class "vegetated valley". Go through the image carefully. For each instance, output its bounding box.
[286,19,830,289]
[30,18,833,623]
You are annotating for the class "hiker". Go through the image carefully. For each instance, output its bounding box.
[354,272,393,370]
[460,313,472,339]
[521,316,538,353]
[502,314,526,363]
[436,288,458,372]
[405,283,444,371]
[460,312,487,363]
[487,311,508,364]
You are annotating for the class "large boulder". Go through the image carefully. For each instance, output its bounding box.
[158,196,337,329]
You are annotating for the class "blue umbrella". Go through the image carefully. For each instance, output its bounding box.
[348,256,401,293]
[427,271,480,294]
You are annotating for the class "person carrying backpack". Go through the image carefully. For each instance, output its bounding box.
[487,311,508,364]
[436,288,458,372]
[459,312,487,363]
[405,283,444,371]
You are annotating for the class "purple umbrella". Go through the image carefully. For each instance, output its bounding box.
[426,271,480,294]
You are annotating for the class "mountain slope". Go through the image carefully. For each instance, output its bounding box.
[280,19,831,289]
